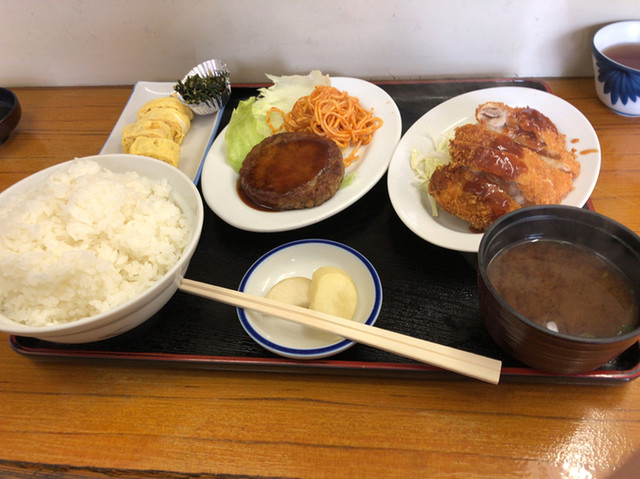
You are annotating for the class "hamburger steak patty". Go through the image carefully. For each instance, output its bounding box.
[239,132,345,210]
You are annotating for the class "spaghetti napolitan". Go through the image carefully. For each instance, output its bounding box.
[267,85,383,166]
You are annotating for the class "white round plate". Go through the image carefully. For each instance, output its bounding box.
[201,77,402,232]
[237,239,383,359]
[387,86,601,253]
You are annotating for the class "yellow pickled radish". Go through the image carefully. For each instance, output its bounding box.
[266,277,312,308]
[309,266,358,319]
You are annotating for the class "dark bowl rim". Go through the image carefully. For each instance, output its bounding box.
[0,87,19,116]
[478,205,640,345]
[0,87,18,101]
[0,86,18,107]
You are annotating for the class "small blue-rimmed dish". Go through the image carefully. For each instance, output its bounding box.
[237,239,383,359]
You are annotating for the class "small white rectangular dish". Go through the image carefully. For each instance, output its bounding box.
[101,81,224,183]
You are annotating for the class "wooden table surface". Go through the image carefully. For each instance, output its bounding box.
[0,78,639,478]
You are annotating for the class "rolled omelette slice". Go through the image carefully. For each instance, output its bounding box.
[121,119,174,153]
[129,136,181,167]
[138,108,191,145]
[137,96,194,120]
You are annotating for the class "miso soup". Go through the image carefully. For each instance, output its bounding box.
[487,239,638,338]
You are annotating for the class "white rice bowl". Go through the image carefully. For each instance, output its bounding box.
[0,154,203,343]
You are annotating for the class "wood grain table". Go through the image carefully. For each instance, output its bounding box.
[0,78,639,478]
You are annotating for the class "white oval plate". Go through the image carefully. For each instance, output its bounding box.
[237,239,383,359]
[387,86,601,253]
[201,77,402,232]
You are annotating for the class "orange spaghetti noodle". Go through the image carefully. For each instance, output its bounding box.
[267,85,383,166]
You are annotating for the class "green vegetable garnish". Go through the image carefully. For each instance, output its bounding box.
[224,70,330,171]
[174,73,227,104]
[225,98,271,172]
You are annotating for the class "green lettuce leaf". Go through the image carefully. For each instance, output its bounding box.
[224,70,330,171]
[224,98,270,172]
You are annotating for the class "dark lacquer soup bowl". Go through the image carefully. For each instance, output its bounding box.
[477,205,640,374]
[0,87,21,144]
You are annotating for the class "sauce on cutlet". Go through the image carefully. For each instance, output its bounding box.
[475,135,527,179]
[516,107,558,135]
[452,129,527,180]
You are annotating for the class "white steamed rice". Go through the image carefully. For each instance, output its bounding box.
[0,159,190,327]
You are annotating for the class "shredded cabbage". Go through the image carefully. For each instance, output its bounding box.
[224,70,331,171]
[409,128,453,216]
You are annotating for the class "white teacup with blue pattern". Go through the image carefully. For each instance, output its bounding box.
[592,21,640,117]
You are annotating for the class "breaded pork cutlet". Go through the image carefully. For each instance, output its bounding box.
[449,123,574,205]
[426,103,579,232]
[428,163,521,232]
[476,102,580,179]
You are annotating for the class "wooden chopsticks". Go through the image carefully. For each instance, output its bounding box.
[178,278,502,384]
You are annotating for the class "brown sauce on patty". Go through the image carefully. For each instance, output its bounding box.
[239,132,344,211]
[246,137,332,193]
